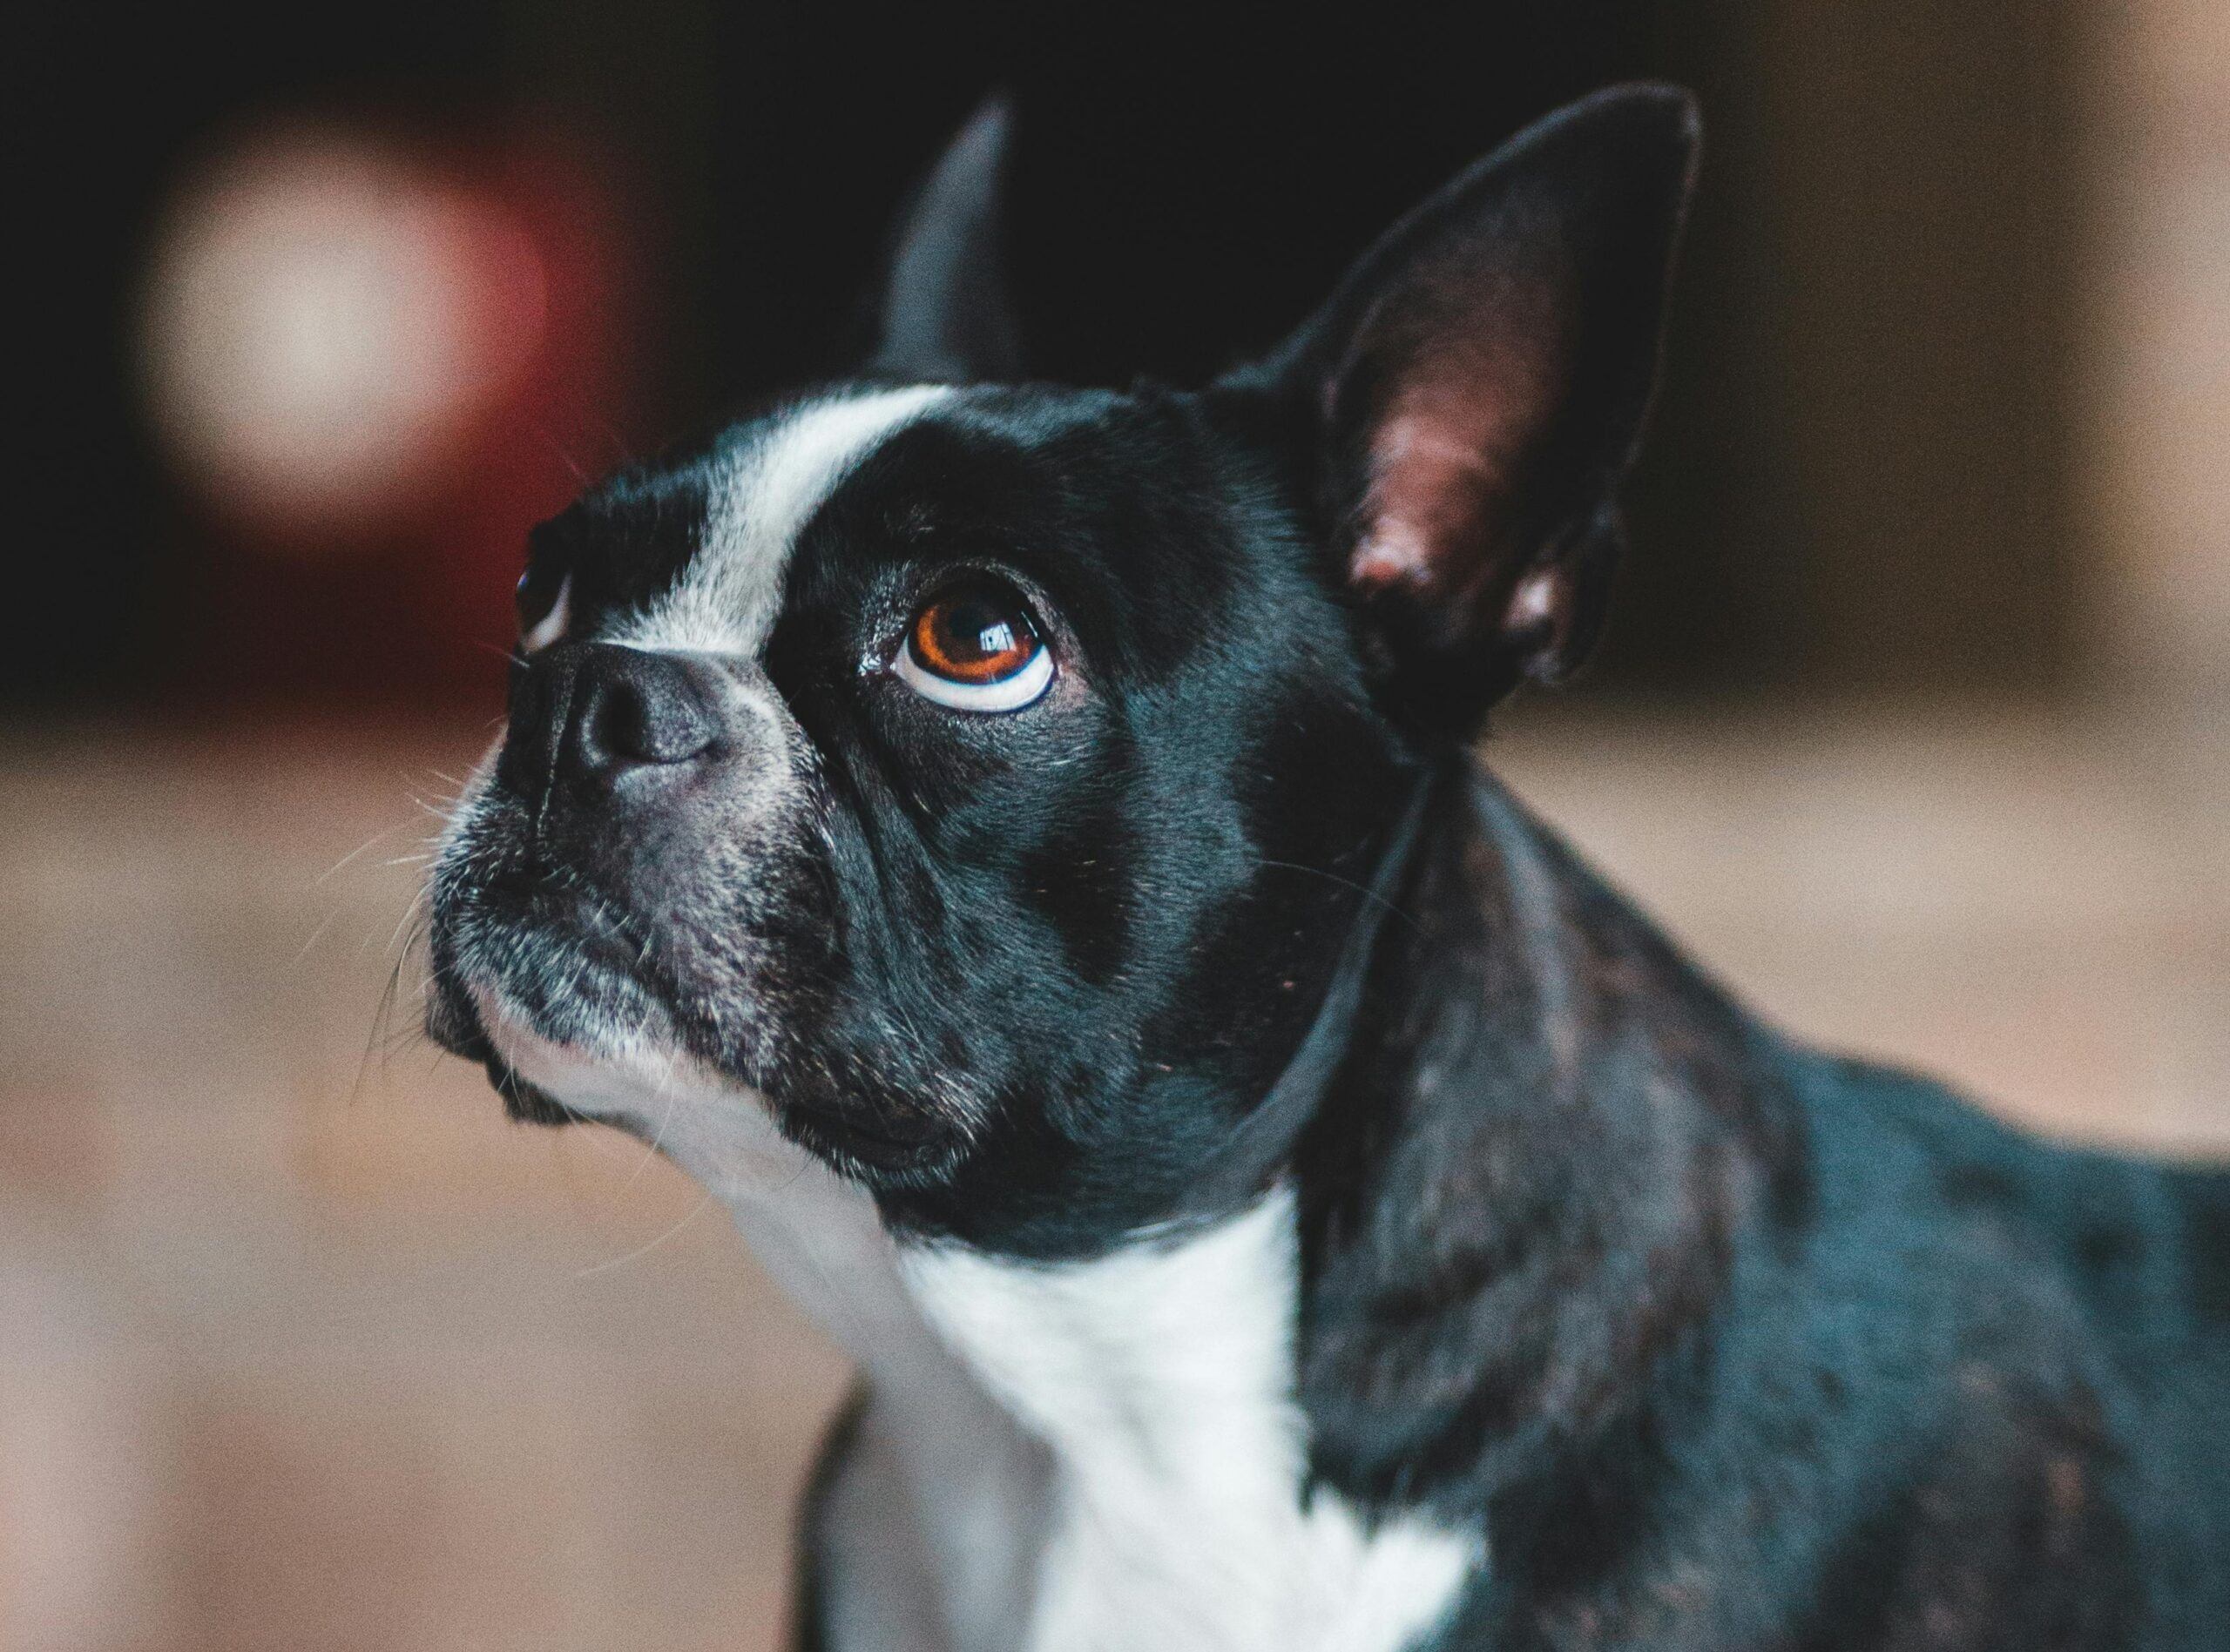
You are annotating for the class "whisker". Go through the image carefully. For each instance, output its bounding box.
[317,819,415,887]
[619,1007,681,1196]
[292,902,346,966]
[572,1189,714,1279]
[353,946,412,1106]
[1251,856,1424,935]
[537,423,592,487]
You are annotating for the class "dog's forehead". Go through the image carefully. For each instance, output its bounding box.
[607,384,952,655]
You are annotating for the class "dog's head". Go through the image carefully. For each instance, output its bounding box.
[426,87,1698,1254]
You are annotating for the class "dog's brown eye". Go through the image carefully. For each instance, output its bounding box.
[912,585,1037,682]
[895,580,1054,711]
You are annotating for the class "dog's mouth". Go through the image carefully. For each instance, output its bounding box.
[428,855,970,1183]
[422,1009,578,1128]
[427,855,708,1121]
[486,1055,579,1128]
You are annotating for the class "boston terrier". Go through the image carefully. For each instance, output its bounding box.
[424,85,2230,1651]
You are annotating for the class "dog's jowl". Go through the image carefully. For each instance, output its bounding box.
[425,87,2230,1652]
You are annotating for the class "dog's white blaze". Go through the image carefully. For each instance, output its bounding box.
[611,386,950,656]
[901,1194,1481,1652]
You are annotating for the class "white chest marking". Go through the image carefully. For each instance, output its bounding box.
[900,1195,1480,1652]
[475,1010,1477,1652]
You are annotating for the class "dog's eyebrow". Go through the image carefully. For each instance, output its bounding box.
[614,386,951,656]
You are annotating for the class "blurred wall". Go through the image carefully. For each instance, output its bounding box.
[1624,0,2079,698]
[2086,0,2230,766]
[10,0,2107,717]
[17,2,514,709]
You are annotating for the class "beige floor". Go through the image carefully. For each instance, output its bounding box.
[0,708,2223,1652]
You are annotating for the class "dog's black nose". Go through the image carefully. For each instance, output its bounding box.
[503,643,721,800]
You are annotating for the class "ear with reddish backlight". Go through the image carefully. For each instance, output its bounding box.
[1234,83,1700,732]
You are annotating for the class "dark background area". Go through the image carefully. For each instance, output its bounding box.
[16,0,2078,711]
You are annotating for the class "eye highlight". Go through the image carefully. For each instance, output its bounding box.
[894,578,1055,711]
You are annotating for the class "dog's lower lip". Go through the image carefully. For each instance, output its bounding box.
[487,1060,576,1127]
[427,1003,494,1065]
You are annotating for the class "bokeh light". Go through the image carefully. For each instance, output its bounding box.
[141,128,549,543]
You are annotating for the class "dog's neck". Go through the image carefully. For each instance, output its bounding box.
[681,1106,1482,1652]
[1288,759,1803,1561]
[670,752,1795,1651]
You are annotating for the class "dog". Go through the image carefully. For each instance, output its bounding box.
[424,84,2230,1651]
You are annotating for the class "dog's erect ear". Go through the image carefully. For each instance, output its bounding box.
[1237,84,1699,728]
[871,95,1023,383]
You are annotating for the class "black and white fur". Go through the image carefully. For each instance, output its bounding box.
[427,89,2230,1650]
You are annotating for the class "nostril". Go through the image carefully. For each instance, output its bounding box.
[581,674,646,765]
[570,650,720,774]
[589,677,699,765]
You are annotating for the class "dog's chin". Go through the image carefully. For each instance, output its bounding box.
[428,941,969,1191]
[460,982,692,1132]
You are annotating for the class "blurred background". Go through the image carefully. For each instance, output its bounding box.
[4,2,2227,1648]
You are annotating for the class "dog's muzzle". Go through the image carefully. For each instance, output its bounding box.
[425,639,815,1127]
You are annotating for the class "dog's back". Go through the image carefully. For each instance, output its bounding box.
[1571,1005,2230,1647]
[1796,1058,2230,1645]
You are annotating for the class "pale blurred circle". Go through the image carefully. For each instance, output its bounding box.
[139,127,546,542]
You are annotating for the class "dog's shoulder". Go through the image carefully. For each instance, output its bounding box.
[1293,759,2228,1647]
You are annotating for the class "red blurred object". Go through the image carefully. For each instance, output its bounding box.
[140,119,641,710]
